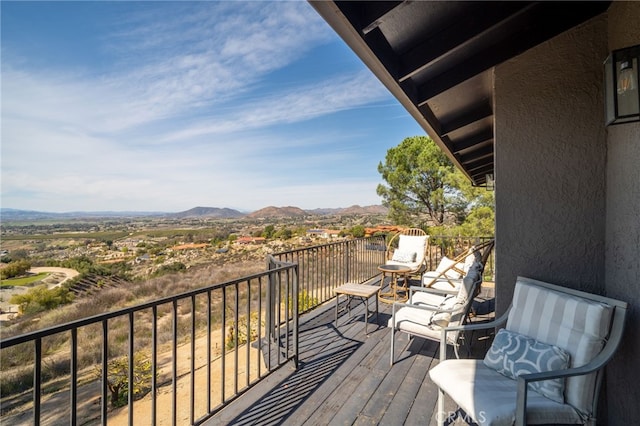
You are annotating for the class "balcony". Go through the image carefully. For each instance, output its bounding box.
[205,283,495,425]
[0,235,494,425]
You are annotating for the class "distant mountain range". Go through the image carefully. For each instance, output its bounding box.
[168,206,245,219]
[0,205,387,221]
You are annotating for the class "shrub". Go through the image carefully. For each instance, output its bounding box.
[10,285,74,315]
[0,260,32,279]
[151,262,186,277]
[94,351,153,408]
[290,290,319,313]
[225,312,263,350]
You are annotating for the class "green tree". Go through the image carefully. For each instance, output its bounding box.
[377,136,494,233]
[350,225,366,238]
[378,136,465,226]
[0,260,32,279]
[274,228,293,240]
[459,205,495,236]
[262,225,275,239]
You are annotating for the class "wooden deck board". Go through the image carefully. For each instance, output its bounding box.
[204,283,495,426]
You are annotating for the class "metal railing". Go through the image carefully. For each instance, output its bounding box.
[0,234,490,426]
[0,261,298,426]
[272,235,387,313]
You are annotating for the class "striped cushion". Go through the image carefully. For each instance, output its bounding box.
[506,279,613,415]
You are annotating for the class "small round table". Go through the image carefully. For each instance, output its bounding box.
[377,264,412,303]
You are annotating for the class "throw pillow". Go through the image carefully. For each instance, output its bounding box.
[483,328,570,403]
[391,249,417,263]
[428,296,457,329]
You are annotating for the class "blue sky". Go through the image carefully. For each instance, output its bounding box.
[1,1,424,213]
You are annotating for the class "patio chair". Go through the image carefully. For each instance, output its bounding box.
[429,276,628,426]
[389,262,483,364]
[385,228,429,278]
[422,239,494,291]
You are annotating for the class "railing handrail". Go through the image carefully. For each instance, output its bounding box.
[0,263,295,349]
[271,235,383,257]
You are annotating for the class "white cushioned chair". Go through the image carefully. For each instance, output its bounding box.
[423,239,494,291]
[389,262,483,364]
[429,276,628,426]
[385,228,429,278]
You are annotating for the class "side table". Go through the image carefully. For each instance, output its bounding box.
[334,283,379,334]
[378,264,412,304]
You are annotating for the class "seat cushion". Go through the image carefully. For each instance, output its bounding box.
[429,360,584,426]
[397,235,428,263]
[388,305,458,345]
[506,279,613,415]
[410,290,448,307]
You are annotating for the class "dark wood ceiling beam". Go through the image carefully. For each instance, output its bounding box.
[335,1,403,35]
[458,145,493,165]
[416,2,611,106]
[465,157,494,173]
[399,2,532,83]
[450,129,493,154]
[440,103,493,136]
[360,1,406,35]
[469,163,494,176]
[362,27,402,81]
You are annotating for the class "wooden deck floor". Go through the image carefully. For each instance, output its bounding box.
[204,283,495,426]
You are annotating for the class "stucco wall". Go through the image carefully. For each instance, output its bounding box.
[604,2,640,424]
[494,15,608,312]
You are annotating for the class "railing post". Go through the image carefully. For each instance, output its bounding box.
[292,263,299,368]
[266,256,276,350]
[344,240,351,283]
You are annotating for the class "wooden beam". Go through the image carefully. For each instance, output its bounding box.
[399,2,531,83]
[451,130,494,154]
[416,2,611,105]
[441,104,493,136]
[459,145,493,165]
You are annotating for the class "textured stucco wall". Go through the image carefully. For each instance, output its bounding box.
[494,15,608,314]
[604,2,640,424]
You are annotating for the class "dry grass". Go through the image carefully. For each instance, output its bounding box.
[0,260,265,398]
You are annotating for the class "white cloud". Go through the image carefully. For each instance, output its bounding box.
[1,1,397,212]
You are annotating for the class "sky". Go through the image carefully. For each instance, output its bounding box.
[1,1,425,213]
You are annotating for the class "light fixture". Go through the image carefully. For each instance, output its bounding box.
[604,44,640,125]
[485,173,494,191]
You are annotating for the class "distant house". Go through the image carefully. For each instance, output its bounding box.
[306,229,341,239]
[323,230,341,239]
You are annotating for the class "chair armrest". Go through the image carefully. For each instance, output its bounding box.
[392,301,443,313]
[409,285,457,296]
[439,307,511,361]
[515,360,608,426]
[515,324,625,426]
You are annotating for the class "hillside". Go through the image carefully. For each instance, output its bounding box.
[170,206,245,219]
[337,205,388,215]
[1,204,388,222]
[246,206,308,219]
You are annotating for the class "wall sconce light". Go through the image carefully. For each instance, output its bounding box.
[604,44,640,125]
[485,173,495,191]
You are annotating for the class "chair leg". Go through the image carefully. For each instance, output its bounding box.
[390,325,395,365]
[437,389,446,426]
